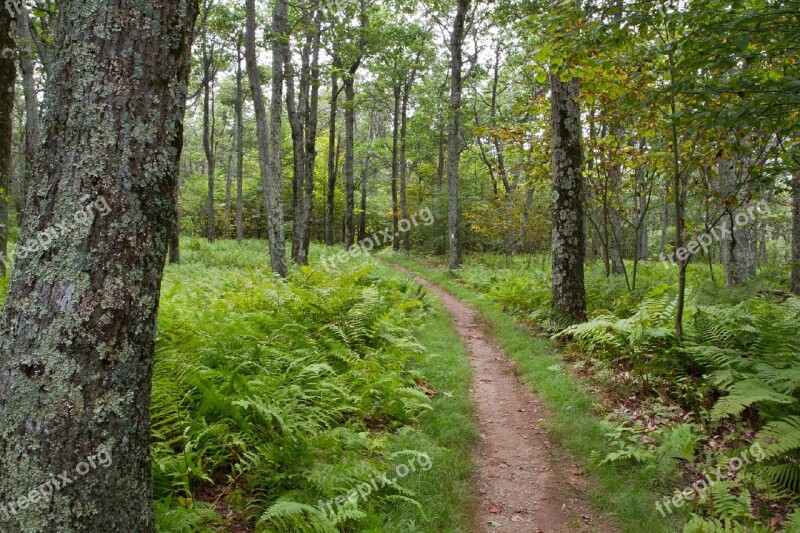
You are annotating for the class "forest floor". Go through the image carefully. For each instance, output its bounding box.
[392,265,616,533]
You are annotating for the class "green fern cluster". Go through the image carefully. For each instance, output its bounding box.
[152,240,434,531]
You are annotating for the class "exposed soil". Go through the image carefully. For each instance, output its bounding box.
[396,266,617,533]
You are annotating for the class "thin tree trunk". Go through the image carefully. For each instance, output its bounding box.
[447,0,468,270]
[341,0,366,251]
[235,38,245,243]
[325,73,339,246]
[343,79,357,250]
[16,5,38,219]
[792,171,799,295]
[391,83,401,250]
[0,3,197,531]
[202,30,216,243]
[301,11,321,259]
[0,7,14,276]
[434,121,445,256]
[550,72,586,323]
[284,18,308,264]
[245,0,287,276]
[399,65,416,251]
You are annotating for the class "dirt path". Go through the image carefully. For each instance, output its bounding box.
[395,266,615,533]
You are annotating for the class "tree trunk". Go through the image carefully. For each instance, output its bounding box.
[0,8,14,276]
[791,171,799,295]
[447,0,468,270]
[284,15,308,265]
[434,121,445,256]
[0,2,197,531]
[343,79,357,250]
[400,67,415,251]
[235,38,245,243]
[325,73,339,246]
[719,157,757,286]
[246,0,287,277]
[168,179,181,266]
[202,29,216,243]
[391,83,401,250]
[301,12,321,260]
[550,73,586,323]
[16,4,38,219]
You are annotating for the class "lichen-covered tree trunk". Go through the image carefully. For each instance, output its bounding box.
[550,73,586,322]
[719,158,757,286]
[791,171,799,296]
[447,0,468,271]
[0,2,197,531]
[0,7,14,276]
[245,0,287,277]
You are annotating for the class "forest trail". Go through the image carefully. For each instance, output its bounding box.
[394,266,616,533]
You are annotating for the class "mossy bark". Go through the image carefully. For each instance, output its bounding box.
[0,1,198,531]
[550,73,586,323]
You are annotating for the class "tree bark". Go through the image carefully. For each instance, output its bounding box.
[0,7,14,276]
[550,73,586,322]
[0,2,197,531]
[447,0,468,270]
[246,0,287,277]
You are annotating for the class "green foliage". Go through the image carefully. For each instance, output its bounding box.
[152,239,436,531]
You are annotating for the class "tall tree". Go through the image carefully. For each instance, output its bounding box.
[201,1,218,242]
[234,36,245,243]
[285,3,321,265]
[0,5,13,276]
[325,72,341,245]
[245,0,287,277]
[15,4,38,219]
[550,71,587,322]
[792,170,799,296]
[447,0,468,270]
[338,0,367,250]
[0,1,198,530]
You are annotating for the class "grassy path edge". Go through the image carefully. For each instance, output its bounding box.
[381,255,690,533]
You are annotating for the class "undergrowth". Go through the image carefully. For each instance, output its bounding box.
[152,240,474,532]
[389,252,800,533]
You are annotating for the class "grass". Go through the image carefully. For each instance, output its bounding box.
[381,252,690,533]
[370,262,477,532]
